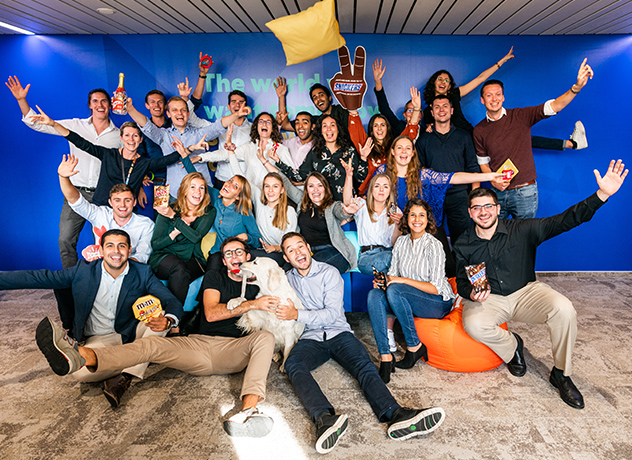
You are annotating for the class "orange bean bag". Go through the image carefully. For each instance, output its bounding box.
[413,278,508,373]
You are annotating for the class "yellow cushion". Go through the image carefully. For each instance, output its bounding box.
[201,232,217,260]
[266,0,346,66]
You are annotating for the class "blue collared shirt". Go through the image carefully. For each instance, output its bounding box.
[287,260,352,342]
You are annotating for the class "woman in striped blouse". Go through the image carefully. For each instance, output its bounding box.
[366,198,455,383]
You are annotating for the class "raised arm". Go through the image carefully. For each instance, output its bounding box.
[30,106,70,136]
[450,171,505,185]
[372,59,401,130]
[549,58,594,114]
[126,97,148,127]
[409,87,422,126]
[192,52,211,102]
[220,106,251,128]
[58,154,81,204]
[6,76,31,116]
[274,77,294,132]
[595,159,627,202]
[459,47,515,98]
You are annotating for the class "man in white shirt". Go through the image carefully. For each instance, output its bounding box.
[58,154,155,263]
[7,76,122,268]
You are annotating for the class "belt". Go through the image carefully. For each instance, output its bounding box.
[76,186,96,193]
[360,245,385,253]
[152,177,167,186]
[507,180,535,190]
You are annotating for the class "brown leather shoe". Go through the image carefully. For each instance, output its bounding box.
[103,373,132,409]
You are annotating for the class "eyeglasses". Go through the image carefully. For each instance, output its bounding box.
[223,248,246,258]
[469,203,497,211]
[405,108,414,114]
[258,120,272,126]
[436,77,451,84]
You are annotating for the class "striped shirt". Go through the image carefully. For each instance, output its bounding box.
[353,198,395,248]
[388,233,455,301]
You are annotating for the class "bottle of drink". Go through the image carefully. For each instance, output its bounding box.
[112,73,127,115]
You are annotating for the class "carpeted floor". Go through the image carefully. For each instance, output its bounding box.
[1,272,631,459]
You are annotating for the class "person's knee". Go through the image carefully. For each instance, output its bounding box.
[551,297,576,325]
[252,330,275,352]
[366,289,385,311]
[463,315,493,343]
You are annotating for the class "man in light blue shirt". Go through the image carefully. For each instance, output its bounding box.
[277,232,446,454]
[126,95,249,198]
[59,154,154,263]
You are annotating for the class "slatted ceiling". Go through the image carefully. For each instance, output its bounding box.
[354,0,382,33]
[400,0,444,34]
[0,0,631,35]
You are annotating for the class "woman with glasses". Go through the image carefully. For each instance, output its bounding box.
[192,112,295,209]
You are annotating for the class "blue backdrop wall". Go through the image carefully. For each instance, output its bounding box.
[0,33,630,271]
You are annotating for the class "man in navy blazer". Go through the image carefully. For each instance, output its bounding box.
[0,229,182,408]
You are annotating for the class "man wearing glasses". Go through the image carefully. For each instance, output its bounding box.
[453,160,627,410]
[37,236,277,437]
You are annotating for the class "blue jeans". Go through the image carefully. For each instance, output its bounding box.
[367,284,453,356]
[284,332,400,422]
[311,245,350,274]
[496,182,538,219]
[357,247,393,275]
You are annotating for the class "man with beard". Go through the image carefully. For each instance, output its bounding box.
[454,160,627,410]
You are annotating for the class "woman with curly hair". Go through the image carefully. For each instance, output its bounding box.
[376,135,502,276]
[193,112,294,208]
[422,48,515,133]
[270,114,368,201]
[366,198,455,383]
[149,171,215,304]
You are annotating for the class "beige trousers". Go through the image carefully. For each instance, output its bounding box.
[73,322,167,382]
[91,330,275,401]
[462,281,577,375]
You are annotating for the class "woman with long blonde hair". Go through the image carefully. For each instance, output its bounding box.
[149,172,215,304]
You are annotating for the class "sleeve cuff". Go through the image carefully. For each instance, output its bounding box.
[543,99,557,116]
[476,156,491,165]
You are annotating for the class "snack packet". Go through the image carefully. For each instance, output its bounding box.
[373,266,387,291]
[132,295,163,323]
[81,244,103,262]
[465,263,490,294]
[154,184,170,208]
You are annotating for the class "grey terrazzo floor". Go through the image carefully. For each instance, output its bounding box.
[0,272,631,459]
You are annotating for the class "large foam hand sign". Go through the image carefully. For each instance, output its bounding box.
[329,46,367,111]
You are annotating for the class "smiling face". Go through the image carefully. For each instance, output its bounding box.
[263,176,284,205]
[306,176,326,206]
[468,196,501,230]
[371,116,388,143]
[185,178,206,209]
[109,191,135,220]
[372,176,391,204]
[434,73,452,96]
[145,94,166,119]
[166,100,190,129]
[295,114,314,141]
[391,137,415,167]
[320,116,339,145]
[120,126,142,154]
[101,234,130,274]
[222,239,250,273]
[311,88,332,113]
[257,114,273,139]
[402,102,414,124]
[89,91,110,122]
[481,84,505,118]
[407,205,428,239]
[220,176,243,202]
[431,98,453,124]
[228,94,246,114]
[282,235,312,275]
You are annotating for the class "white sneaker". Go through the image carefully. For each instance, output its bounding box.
[223,407,274,438]
[387,329,397,353]
[570,121,587,149]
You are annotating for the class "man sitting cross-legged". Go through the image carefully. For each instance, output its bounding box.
[36,236,277,438]
[276,232,446,454]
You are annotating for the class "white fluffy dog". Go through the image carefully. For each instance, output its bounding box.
[226,257,305,372]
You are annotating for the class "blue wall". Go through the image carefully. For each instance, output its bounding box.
[1,33,630,270]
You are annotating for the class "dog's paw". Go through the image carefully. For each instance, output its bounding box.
[226,297,247,311]
[272,352,282,363]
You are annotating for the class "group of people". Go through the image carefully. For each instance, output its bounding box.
[2,48,627,454]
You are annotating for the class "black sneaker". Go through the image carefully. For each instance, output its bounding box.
[35,317,85,376]
[387,407,445,441]
[315,413,348,454]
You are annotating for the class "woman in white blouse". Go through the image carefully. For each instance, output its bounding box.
[256,172,298,265]
[367,198,455,383]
